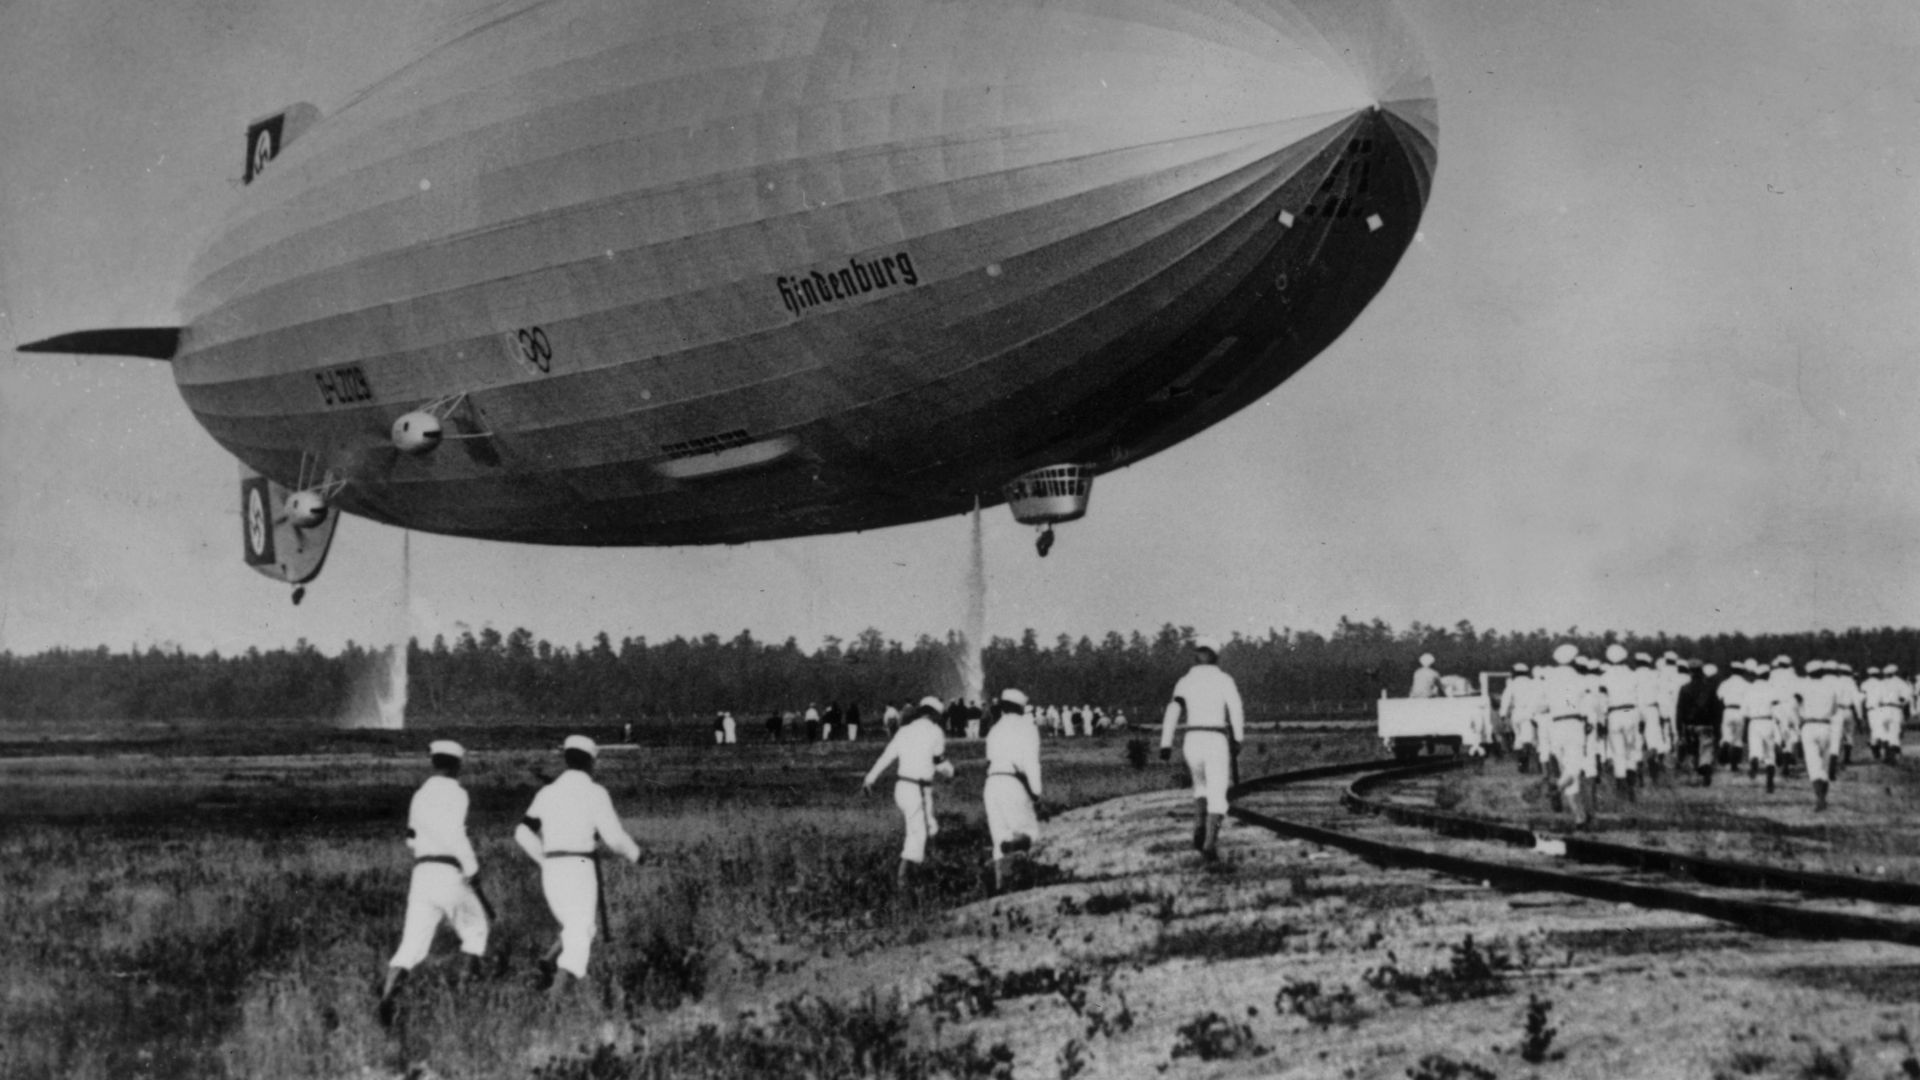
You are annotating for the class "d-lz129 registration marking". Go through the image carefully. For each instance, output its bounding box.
[314,364,374,406]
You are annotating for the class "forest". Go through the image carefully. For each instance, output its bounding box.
[6,618,1918,726]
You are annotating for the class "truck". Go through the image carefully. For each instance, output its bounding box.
[1377,671,1508,759]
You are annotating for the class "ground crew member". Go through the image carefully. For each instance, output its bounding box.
[1829,662,1863,772]
[1501,663,1543,771]
[514,735,642,988]
[1717,660,1752,768]
[983,688,1043,893]
[1745,659,1786,792]
[863,696,955,890]
[1798,661,1841,811]
[1409,654,1442,698]
[1871,664,1913,759]
[380,740,488,1025]
[1539,644,1593,827]
[1159,635,1246,862]
[1677,661,1716,784]
[1599,646,1641,802]
[722,710,737,744]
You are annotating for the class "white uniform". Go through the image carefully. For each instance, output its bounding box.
[983,711,1042,854]
[1717,673,1751,750]
[514,770,642,977]
[1538,662,1591,799]
[1871,674,1913,749]
[390,775,488,970]
[863,716,953,862]
[1768,669,1803,754]
[1501,674,1543,751]
[1409,664,1441,699]
[1798,673,1840,784]
[1743,676,1779,764]
[1600,663,1641,778]
[722,712,737,744]
[1160,663,1246,813]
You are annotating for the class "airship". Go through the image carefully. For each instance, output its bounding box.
[21,0,1436,597]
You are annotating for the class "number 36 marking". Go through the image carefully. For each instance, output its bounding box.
[515,326,553,373]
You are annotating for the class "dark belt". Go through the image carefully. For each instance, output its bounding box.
[986,767,1022,777]
[414,854,463,869]
[897,777,933,787]
[1184,727,1232,737]
[1607,705,1637,713]
[1801,719,1831,726]
[1552,714,1584,722]
[545,850,598,859]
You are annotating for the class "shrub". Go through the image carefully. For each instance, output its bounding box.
[1170,1012,1267,1062]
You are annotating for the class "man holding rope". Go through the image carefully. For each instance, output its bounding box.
[1159,635,1245,863]
[514,735,641,990]
[862,696,954,893]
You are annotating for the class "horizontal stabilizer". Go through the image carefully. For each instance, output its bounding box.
[17,327,182,360]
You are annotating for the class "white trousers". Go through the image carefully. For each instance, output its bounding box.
[984,774,1039,855]
[540,856,599,977]
[1183,730,1234,813]
[389,862,488,970]
[1720,710,1746,748]
[1747,718,1779,764]
[1604,710,1642,777]
[1512,711,1537,750]
[1800,723,1835,783]
[894,779,937,862]
[1643,707,1672,754]
[1870,708,1903,747]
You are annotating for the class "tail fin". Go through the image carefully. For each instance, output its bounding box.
[241,465,338,586]
[18,327,182,360]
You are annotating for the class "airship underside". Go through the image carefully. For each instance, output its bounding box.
[29,0,1437,564]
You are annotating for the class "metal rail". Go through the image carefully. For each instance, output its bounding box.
[1228,758,1920,947]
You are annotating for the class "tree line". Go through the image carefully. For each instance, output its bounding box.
[7,619,1920,726]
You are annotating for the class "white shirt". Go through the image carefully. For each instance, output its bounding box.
[1160,663,1246,748]
[864,716,951,786]
[1717,674,1750,717]
[515,769,641,862]
[985,711,1043,795]
[407,774,478,878]
[1538,663,1586,720]
[1409,665,1441,698]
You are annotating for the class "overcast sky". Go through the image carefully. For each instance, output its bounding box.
[3,1,1919,658]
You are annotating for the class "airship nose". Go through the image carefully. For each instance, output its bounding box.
[1036,0,1438,210]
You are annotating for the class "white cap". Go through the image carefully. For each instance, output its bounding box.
[999,687,1029,707]
[563,734,598,758]
[1888,663,1901,675]
[1772,655,1793,669]
[1605,644,1627,663]
[1194,635,1222,654]
[1419,653,1435,666]
[1704,664,1719,677]
[429,740,465,759]
[1633,651,1653,665]
[1552,643,1578,664]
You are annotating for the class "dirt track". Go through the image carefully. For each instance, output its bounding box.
[709,786,1920,1080]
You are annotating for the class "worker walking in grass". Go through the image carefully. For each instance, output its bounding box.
[862,696,955,892]
[380,740,490,1026]
[1159,635,1245,862]
[1539,644,1593,828]
[983,687,1043,894]
[1870,664,1913,760]
[1717,660,1753,770]
[514,735,641,990]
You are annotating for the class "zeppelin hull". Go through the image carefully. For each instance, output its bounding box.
[172,0,1437,545]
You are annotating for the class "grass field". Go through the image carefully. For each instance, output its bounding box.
[0,724,1370,1080]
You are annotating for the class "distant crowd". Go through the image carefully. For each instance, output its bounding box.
[693,699,1131,745]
